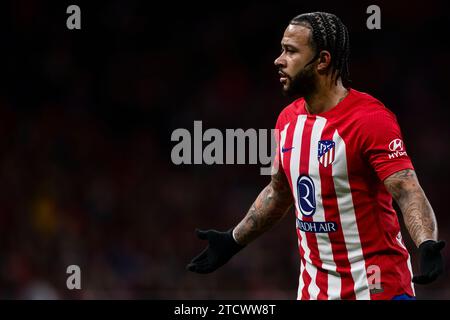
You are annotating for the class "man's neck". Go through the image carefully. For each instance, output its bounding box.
[304,82,348,115]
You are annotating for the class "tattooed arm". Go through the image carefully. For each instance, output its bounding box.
[186,153,294,274]
[384,169,438,247]
[233,168,294,245]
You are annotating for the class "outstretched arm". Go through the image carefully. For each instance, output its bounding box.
[384,169,445,284]
[233,167,294,245]
[187,168,294,274]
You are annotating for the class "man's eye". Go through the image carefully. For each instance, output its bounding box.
[281,47,295,54]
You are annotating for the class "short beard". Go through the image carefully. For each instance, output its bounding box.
[282,64,317,98]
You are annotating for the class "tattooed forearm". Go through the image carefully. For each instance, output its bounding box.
[233,169,294,245]
[384,169,438,247]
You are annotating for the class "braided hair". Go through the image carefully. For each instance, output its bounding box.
[290,12,350,87]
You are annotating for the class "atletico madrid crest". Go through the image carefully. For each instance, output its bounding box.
[318,140,335,167]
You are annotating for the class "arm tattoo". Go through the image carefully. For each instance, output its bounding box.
[384,169,438,247]
[233,169,294,245]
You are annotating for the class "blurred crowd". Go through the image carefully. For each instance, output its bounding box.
[0,0,449,299]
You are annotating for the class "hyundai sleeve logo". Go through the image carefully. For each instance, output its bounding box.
[389,139,404,152]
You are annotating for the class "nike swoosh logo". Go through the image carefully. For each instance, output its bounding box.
[282,147,294,153]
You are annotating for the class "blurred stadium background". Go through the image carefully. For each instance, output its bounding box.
[0,0,449,299]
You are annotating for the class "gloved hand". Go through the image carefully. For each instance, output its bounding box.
[186,228,245,274]
[412,240,446,284]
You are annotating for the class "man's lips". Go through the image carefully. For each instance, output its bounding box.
[278,71,289,84]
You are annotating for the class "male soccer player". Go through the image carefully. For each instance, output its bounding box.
[187,12,445,300]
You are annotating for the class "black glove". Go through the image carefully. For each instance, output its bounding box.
[412,240,446,284]
[186,228,245,274]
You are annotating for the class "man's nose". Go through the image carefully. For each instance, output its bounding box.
[274,54,285,67]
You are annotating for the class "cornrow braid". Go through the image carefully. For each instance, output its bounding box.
[290,12,351,87]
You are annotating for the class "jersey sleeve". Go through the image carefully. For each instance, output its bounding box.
[360,106,414,181]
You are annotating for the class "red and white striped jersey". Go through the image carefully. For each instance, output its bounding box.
[275,88,415,300]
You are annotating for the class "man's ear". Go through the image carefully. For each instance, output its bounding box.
[317,50,332,73]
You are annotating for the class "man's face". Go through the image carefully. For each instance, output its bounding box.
[274,24,318,97]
